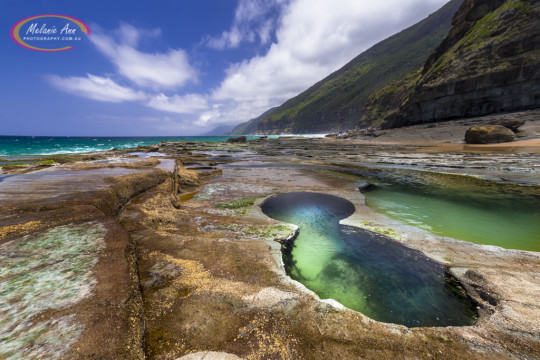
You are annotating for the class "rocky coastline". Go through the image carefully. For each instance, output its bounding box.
[1,116,539,359]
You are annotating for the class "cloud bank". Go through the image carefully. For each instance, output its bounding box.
[47,0,449,133]
[205,0,286,49]
[90,23,198,90]
[47,73,146,103]
[211,0,448,125]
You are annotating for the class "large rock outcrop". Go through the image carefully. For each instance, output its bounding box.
[387,0,540,127]
[464,124,516,143]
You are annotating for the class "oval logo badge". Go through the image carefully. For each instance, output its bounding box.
[10,14,91,52]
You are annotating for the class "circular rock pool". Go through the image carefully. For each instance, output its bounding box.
[261,192,477,327]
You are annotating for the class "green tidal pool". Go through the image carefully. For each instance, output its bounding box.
[363,182,540,252]
[261,192,477,327]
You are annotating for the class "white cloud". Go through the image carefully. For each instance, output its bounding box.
[47,73,147,103]
[46,24,208,120]
[196,104,223,127]
[90,23,197,90]
[146,93,208,114]
[211,0,448,123]
[45,0,452,134]
[207,28,243,50]
[47,73,209,116]
[206,0,286,49]
[257,19,274,45]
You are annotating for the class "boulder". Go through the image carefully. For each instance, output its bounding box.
[226,136,247,143]
[464,125,515,144]
[488,118,525,132]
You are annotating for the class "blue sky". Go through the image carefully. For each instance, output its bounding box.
[2,0,449,136]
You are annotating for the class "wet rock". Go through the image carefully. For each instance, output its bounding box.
[145,261,184,288]
[3,136,540,359]
[96,171,169,216]
[358,180,374,191]
[489,118,525,132]
[170,195,183,209]
[464,125,515,144]
[248,136,268,144]
[226,136,247,143]
[242,287,297,309]
[196,167,223,179]
[331,128,384,139]
[175,165,200,192]
[179,154,216,166]
[177,352,242,360]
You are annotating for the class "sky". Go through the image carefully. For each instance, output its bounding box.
[2,0,449,136]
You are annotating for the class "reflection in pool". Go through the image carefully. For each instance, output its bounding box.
[261,192,477,327]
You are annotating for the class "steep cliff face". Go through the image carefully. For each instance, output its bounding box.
[230,0,539,135]
[226,107,276,135]
[228,0,462,134]
[360,69,422,127]
[385,0,539,127]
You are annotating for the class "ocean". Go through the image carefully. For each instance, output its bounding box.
[0,135,263,157]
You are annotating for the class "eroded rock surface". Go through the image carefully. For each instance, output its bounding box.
[0,136,539,359]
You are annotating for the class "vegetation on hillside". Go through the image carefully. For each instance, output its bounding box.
[422,0,537,84]
[360,68,423,127]
[226,107,276,135]
[229,0,463,134]
[346,0,539,129]
[385,0,540,126]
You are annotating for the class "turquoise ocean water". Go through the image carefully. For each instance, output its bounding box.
[0,135,262,156]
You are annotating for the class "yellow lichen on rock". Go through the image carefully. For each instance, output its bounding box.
[0,220,42,240]
[147,251,212,316]
[236,314,298,360]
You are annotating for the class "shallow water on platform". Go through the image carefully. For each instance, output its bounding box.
[0,223,106,359]
[261,192,477,327]
[363,182,540,252]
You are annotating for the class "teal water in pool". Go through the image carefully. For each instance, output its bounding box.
[261,192,477,327]
[363,182,540,252]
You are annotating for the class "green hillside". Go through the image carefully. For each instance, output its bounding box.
[342,0,540,129]
[395,0,540,125]
[229,0,463,134]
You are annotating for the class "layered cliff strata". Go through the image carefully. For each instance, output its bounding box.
[389,0,539,127]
